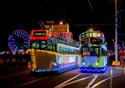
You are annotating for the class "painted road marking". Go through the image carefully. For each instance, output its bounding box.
[54,74,81,88]
[14,77,48,88]
[115,67,125,74]
[110,67,113,88]
[55,75,96,88]
[91,75,119,88]
[86,74,98,88]
[0,70,29,80]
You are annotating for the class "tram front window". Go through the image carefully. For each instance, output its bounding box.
[31,41,40,49]
[90,47,100,56]
[41,41,47,50]
[82,47,90,56]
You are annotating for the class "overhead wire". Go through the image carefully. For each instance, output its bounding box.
[43,0,74,23]
[87,0,94,12]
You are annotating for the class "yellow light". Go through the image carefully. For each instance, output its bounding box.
[27,48,80,70]
[89,28,93,32]
[96,62,99,65]
[59,21,63,25]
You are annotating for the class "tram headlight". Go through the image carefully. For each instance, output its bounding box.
[53,63,57,66]
[82,62,85,65]
[51,62,57,66]
[95,62,99,65]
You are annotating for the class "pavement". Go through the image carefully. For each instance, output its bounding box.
[0,62,29,76]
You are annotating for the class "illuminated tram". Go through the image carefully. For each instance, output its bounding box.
[27,25,80,73]
[79,29,108,73]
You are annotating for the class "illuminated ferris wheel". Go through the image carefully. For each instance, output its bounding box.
[8,30,30,54]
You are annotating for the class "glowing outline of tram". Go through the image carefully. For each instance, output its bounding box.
[79,29,108,73]
[27,29,80,73]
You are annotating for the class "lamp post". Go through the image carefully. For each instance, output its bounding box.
[115,0,118,61]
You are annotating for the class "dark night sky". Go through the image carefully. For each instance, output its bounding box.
[0,0,124,50]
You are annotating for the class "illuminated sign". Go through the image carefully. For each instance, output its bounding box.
[33,32,46,36]
[45,23,69,32]
[90,32,101,37]
[82,32,102,38]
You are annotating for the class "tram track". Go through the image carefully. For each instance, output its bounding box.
[0,67,124,88]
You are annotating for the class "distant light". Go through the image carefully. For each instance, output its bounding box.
[59,21,63,25]
[89,28,93,32]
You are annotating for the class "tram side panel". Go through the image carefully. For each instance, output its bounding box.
[27,49,80,73]
[35,50,57,70]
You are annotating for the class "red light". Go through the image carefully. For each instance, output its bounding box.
[30,36,48,41]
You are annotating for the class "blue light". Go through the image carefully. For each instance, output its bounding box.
[8,29,30,55]
[31,64,79,73]
[80,65,108,73]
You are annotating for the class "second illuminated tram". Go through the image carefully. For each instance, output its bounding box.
[79,29,108,73]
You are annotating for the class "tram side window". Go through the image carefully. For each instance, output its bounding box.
[65,47,68,54]
[72,48,76,54]
[72,49,75,54]
[62,47,65,54]
[68,48,70,54]
[67,47,77,54]
[52,44,56,52]
[58,46,62,53]
[32,41,40,49]
[57,45,68,54]
[41,41,46,50]
[69,48,73,54]
[66,47,69,54]
[62,47,66,54]
[47,41,53,51]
